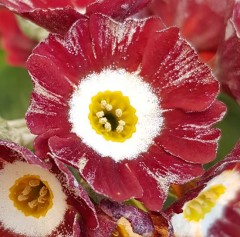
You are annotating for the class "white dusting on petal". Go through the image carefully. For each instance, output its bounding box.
[171,170,240,237]
[78,157,88,173]
[69,68,163,162]
[0,161,67,237]
[225,19,235,40]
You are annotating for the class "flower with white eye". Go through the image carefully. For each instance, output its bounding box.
[26,14,225,211]
[168,141,240,237]
[0,140,98,237]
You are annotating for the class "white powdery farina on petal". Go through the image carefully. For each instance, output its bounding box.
[171,170,240,237]
[0,161,67,237]
[69,68,163,162]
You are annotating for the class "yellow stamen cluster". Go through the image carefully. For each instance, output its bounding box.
[89,91,138,142]
[9,175,53,218]
[183,184,226,222]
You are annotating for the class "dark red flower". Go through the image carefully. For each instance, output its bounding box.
[148,0,233,52]
[166,141,240,237]
[215,0,240,104]
[0,140,98,236]
[26,14,225,211]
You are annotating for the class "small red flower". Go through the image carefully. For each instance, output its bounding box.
[0,140,98,236]
[26,14,225,211]
[166,141,240,237]
[216,0,240,104]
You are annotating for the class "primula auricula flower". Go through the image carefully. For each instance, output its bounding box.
[26,14,226,211]
[0,140,98,236]
[83,199,154,237]
[0,9,37,66]
[166,141,240,237]
[147,0,233,55]
[215,0,240,105]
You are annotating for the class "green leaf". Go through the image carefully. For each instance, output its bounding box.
[0,49,32,119]
[205,93,240,168]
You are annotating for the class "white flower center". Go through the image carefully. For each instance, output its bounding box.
[0,161,67,237]
[69,68,163,162]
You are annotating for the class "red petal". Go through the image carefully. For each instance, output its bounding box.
[53,158,98,229]
[26,92,71,135]
[0,9,35,66]
[129,146,204,210]
[163,101,226,128]
[87,0,150,20]
[23,8,86,35]
[157,127,221,164]
[89,14,164,72]
[141,27,219,111]
[48,135,143,201]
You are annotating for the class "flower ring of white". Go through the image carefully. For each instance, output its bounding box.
[69,68,163,162]
[170,170,240,237]
[0,161,67,237]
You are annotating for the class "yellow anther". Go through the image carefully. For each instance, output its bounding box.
[101,100,107,108]
[96,111,104,118]
[28,200,38,209]
[116,125,124,133]
[38,196,47,204]
[29,179,40,187]
[99,117,107,124]
[22,186,32,196]
[105,104,113,111]
[104,122,112,132]
[118,120,126,126]
[39,186,48,197]
[115,109,123,118]
[18,194,29,202]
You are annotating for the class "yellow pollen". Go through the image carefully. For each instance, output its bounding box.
[115,109,122,118]
[9,175,53,218]
[101,100,107,108]
[99,117,107,124]
[105,104,113,111]
[96,111,104,118]
[119,120,126,126]
[183,184,226,222]
[88,91,138,142]
[116,125,124,133]
[104,122,112,132]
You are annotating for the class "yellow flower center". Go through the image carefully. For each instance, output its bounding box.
[9,175,53,218]
[88,91,138,142]
[183,184,226,222]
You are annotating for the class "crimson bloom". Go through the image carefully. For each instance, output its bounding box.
[148,0,233,54]
[0,140,98,236]
[166,141,240,237]
[26,14,225,211]
[215,0,240,104]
